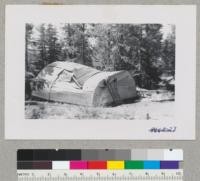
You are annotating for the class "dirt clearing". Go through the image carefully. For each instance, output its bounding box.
[25,90,174,121]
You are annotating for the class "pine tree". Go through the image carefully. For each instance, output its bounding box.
[45,24,61,64]
[60,23,92,66]
[61,24,77,60]
[113,24,142,71]
[139,24,163,88]
[74,24,92,66]
[90,24,116,70]
[25,23,33,71]
[162,25,175,76]
[38,24,47,68]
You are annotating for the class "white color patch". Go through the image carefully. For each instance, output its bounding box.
[164,149,183,161]
[52,161,70,170]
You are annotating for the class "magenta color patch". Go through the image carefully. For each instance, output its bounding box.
[70,161,88,169]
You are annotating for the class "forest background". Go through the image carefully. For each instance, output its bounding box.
[25,23,175,90]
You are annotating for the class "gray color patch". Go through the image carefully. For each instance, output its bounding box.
[147,149,164,160]
[114,149,131,160]
[81,149,99,160]
[131,149,147,160]
[97,149,116,160]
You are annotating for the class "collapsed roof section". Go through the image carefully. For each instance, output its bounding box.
[37,61,101,88]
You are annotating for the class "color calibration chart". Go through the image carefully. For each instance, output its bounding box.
[17,149,183,181]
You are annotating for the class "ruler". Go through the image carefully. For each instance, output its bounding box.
[17,170,183,181]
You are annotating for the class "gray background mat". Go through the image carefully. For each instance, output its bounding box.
[0,0,199,180]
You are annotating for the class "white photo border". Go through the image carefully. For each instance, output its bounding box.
[5,5,196,139]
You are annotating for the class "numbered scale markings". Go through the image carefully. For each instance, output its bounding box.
[17,170,183,181]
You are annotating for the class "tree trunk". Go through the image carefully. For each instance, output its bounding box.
[81,24,85,64]
[25,33,29,71]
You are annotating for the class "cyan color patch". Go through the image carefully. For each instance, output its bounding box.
[143,161,160,169]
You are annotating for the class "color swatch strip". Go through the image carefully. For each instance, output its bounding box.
[17,149,183,161]
[17,160,181,170]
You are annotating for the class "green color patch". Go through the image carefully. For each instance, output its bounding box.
[125,161,144,169]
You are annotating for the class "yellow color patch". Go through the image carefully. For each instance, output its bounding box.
[107,161,124,169]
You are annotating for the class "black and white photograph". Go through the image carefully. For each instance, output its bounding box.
[25,23,175,120]
[5,5,196,139]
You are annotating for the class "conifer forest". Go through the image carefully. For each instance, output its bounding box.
[25,23,175,119]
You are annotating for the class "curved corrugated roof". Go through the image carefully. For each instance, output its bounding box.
[48,61,90,72]
[40,61,101,87]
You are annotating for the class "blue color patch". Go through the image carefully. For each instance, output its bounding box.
[143,161,160,169]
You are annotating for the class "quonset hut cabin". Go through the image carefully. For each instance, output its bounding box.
[32,61,137,106]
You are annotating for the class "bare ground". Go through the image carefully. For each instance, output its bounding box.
[25,90,174,121]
